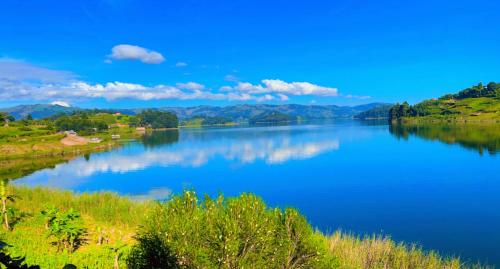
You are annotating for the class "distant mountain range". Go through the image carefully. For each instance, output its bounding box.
[159,103,390,121]
[0,104,80,120]
[0,103,391,121]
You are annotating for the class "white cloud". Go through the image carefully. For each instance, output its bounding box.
[176,82,205,91]
[175,62,187,67]
[0,60,365,103]
[277,93,289,101]
[256,94,275,102]
[109,44,165,64]
[0,79,341,103]
[344,94,371,100]
[224,79,338,97]
[65,81,227,101]
[51,101,71,107]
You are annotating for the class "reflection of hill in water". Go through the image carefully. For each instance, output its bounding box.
[177,124,338,142]
[2,146,122,181]
[389,124,500,155]
[0,156,74,181]
[141,130,179,148]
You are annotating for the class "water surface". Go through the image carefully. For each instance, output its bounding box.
[14,121,500,266]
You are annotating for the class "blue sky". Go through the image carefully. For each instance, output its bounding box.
[1,0,499,108]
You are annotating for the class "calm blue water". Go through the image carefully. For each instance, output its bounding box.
[16,121,500,266]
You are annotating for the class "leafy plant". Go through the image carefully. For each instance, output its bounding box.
[44,208,86,253]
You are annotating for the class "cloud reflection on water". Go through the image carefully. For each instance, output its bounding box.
[17,125,341,189]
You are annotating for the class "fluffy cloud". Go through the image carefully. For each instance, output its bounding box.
[277,93,289,101]
[66,82,225,101]
[228,79,338,97]
[0,60,354,103]
[0,79,279,102]
[50,101,71,107]
[109,44,165,64]
[0,80,341,103]
[176,82,205,91]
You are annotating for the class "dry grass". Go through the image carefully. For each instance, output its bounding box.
[327,231,488,269]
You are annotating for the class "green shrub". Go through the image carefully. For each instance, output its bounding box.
[44,207,86,253]
[128,191,335,268]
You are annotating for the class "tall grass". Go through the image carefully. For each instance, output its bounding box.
[0,187,490,268]
[12,186,153,227]
[327,231,473,269]
[0,186,153,268]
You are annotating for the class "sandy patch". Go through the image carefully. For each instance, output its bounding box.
[60,135,88,146]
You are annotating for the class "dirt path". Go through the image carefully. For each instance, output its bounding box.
[60,135,88,146]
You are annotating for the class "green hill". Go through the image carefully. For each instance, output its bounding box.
[0,104,80,120]
[355,104,393,119]
[389,82,500,123]
[249,111,295,124]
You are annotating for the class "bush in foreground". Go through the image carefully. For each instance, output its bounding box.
[127,191,336,269]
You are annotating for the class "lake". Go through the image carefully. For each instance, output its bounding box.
[13,120,500,266]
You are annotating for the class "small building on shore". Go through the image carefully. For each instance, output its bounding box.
[64,130,77,136]
[89,137,102,143]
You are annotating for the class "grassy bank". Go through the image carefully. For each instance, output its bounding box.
[0,124,140,160]
[389,82,500,124]
[2,186,153,268]
[0,186,484,268]
[400,97,500,123]
[0,109,180,159]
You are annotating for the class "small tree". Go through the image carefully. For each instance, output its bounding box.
[45,208,86,253]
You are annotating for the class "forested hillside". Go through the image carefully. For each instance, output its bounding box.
[389,82,500,122]
[355,104,393,119]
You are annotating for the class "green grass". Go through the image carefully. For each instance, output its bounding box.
[402,97,500,123]
[0,123,140,160]
[0,187,487,269]
[1,186,153,268]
